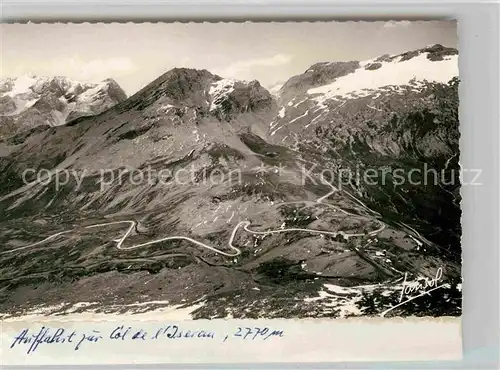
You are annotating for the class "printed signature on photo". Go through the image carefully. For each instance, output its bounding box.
[380,267,445,317]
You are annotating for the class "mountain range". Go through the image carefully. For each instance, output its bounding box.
[0,75,127,140]
[0,44,461,319]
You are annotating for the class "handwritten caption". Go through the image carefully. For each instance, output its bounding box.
[9,324,284,354]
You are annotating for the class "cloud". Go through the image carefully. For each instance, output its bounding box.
[268,81,285,96]
[383,20,412,29]
[216,54,293,79]
[50,57,135,81]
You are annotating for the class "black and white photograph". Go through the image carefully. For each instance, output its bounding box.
[0,21,462,323]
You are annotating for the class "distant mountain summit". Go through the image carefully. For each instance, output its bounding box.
[278,44,458,104]
[120,68,275,121]
[0,75,127,138]
[268,44,460,253]
[270,44,459,152]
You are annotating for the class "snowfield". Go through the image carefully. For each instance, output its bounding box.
[0,75,127,130]
[307,53,458,101]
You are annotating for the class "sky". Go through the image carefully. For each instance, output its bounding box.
[0,21,457,96]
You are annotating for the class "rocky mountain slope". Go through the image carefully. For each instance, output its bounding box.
[0,45,461,319]
[269,44,461,256]
[0,75,127,139]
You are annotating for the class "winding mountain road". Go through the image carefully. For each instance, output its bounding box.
[1,176,385,257]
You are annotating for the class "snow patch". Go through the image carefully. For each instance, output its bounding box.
[270,125,284,136]
[1,301,205,322]
[278,107,285,118]
[289,109,309,124]
[293,98,308,108]
[209,79,236,111]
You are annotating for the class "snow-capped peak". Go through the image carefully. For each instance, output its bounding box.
[307,51,458,102]
[0,75,127,138]
[4,74,38,97]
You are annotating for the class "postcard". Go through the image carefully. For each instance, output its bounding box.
[0,20,462,365]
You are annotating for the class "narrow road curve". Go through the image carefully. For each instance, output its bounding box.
[2,175,385,257]
[241,221,384,239]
